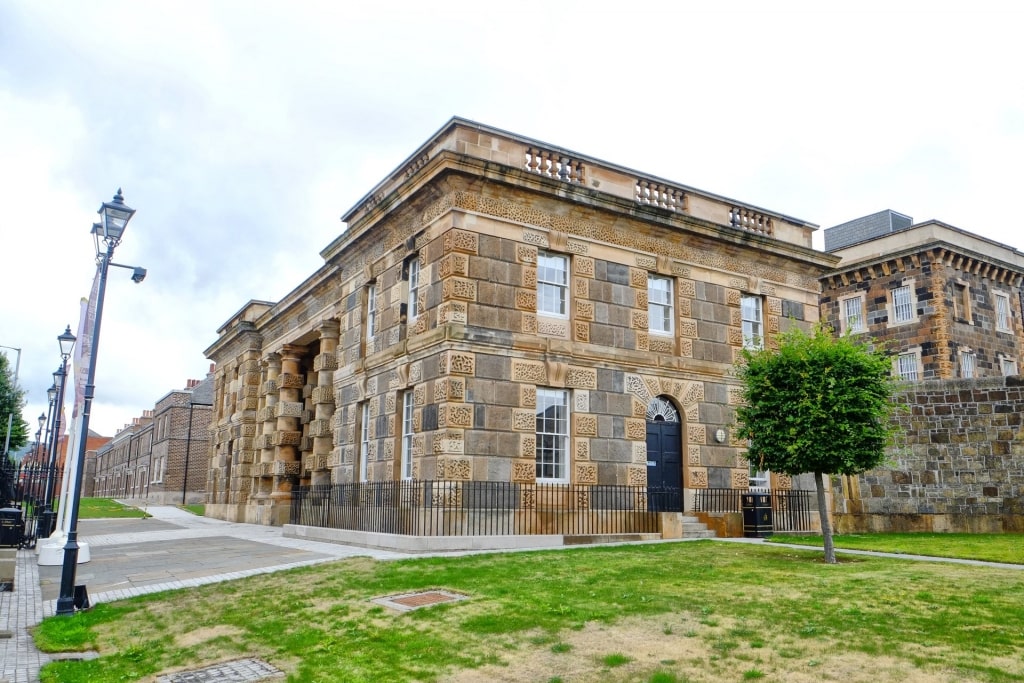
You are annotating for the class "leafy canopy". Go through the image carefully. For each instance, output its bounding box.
[0,352,28,454]
[734,324,898,477]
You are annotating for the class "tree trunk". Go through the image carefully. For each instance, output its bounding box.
[814,471,836,564]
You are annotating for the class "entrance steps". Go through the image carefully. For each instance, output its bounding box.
[661,513,717,539]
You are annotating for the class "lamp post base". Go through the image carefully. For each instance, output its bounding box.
[37,540,90,566]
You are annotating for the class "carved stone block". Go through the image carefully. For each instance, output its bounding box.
[688,445,702,465]
[512,359,547,384]
[512,408,535,431]
[574,321,590,343]
[627,466,647,486]
[687,467,708,488]
[574,256,594,277]
[520,434,536,458]
[440,351,476,376]
[731,468,750,489]
[443,228,478,254]
[575,438,590,461]
[688,424,707,444]
[274,430,303,446]
[442,277,477,302]
[575,299,594,320]
[520,385,536,408]
[575,463,597,484]
[308,419,332,438]
[574,414,597,437]
[625,418,646,441]
[512,460,535,482]
[629,267,648,289]
[515,289,537,311]
[313,353,338,372]
[275,401,304,418]
[278,373,304,389]
[439,403,473,428]
[438,301,468,324]
[565,366,597,389]
[678,279,696,299]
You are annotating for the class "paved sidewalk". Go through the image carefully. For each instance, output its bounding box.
[1,505,412,683]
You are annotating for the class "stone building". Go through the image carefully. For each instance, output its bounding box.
[91,372,214,504]
[204,117,837,528]
[821,211,1024,380]
[822,211,1024,532]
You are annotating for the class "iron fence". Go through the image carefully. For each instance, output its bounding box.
[0,460,65,548]
[692,488,816,533]
[290,480,663,536]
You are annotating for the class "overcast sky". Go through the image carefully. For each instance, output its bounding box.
[2,1,1021,440]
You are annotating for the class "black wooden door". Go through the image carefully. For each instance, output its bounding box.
[646,420,682,512]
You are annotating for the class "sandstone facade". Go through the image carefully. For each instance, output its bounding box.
[203,118,837,526]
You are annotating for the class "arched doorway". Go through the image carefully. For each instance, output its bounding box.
[645,396,683,512]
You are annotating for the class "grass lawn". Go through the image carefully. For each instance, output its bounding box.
[33,540,1024,683]
[768,533,1024,565]
[180,504,205,516]
[76,498,149,520]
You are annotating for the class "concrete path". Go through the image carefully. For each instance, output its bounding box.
[2,505,413,683]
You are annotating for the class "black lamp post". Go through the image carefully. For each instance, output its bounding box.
[56,189,143,616]
[42,328,76,539]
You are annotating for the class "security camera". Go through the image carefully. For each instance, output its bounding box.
[131,267,147,284]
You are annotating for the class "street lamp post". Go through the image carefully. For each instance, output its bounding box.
[42,328,76,539]
[56,189,143,616]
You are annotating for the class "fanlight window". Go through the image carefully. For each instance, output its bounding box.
[646,397,680,422]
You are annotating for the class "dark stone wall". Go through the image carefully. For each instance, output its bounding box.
[834,376,1024,532]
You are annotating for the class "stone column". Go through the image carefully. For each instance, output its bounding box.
[310,321,339,487]
[271,344,307,503]
[254,353,280,501]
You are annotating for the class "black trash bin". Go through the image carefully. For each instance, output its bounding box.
[0,507,25,547]
[39,509,57,539]
[742,493,773,538]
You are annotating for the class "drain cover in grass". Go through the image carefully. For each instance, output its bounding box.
[372,589,469,611]
[156,657,283,682]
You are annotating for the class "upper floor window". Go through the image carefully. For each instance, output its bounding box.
[400,390,414,480]
[537,252,568,317]
[952,281,972,323]
[359,402,370,482]
[366,283,378,344]
[741,294,763,350]
[536,388,569,482]
[648,275,673,335]
[1001,357,1018,377]
[995,291,1011,333]
[407,258,421,322]
[841,295,865,333]
[896,351,919,381]
[960,350,976,379]
[892,285,914,324]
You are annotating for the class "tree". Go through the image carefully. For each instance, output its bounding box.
[733,324,899,563]
[0,352,28,456]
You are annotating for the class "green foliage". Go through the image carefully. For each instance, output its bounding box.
[734,324,899,477]
[0,352,28,453]
[34,542,1024,682]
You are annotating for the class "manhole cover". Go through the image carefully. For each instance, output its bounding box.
[372,589,469,612]
[157,657,284,682]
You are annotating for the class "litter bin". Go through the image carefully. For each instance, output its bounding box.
[0,508,25,547]
[742,493,773,538]
[39,509,57,539]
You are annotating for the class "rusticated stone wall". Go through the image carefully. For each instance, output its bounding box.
[834,376,1024,532]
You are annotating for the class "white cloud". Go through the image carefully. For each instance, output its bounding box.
[2,0,1022,436]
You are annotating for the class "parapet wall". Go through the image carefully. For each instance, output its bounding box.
[834,376,1024,533]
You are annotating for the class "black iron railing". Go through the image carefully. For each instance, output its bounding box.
[290,480,664,537]
[692,488,816,533]
[0,460,65,548]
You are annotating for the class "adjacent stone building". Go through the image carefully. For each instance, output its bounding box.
[822,211,1024,532]
[91,372,214,504]
[821,211,1024,380]
[204,117,838,528]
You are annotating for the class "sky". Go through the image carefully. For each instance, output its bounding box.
[1,1,1022,440]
